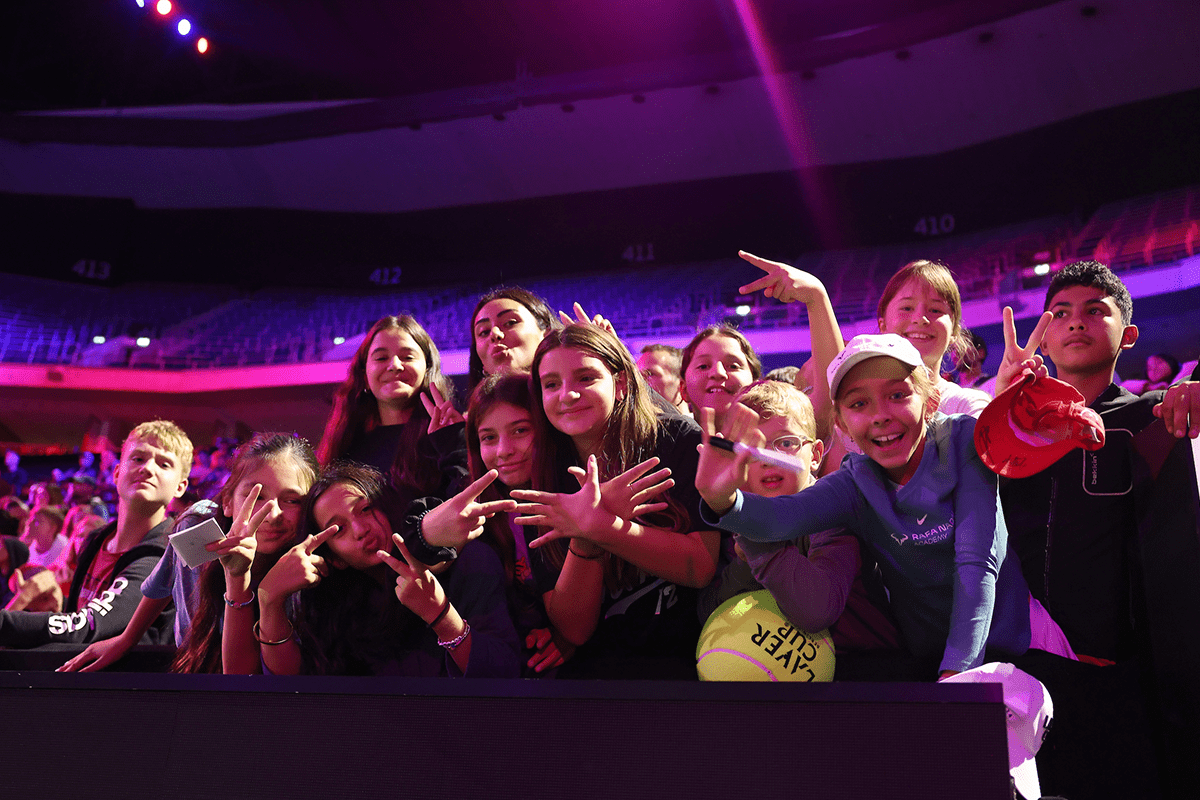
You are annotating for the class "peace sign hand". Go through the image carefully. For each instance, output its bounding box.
[205,483,271,578]
[419,470,516,552]
[568,456,673,520]
[994,306,1052,396]
[421,383,465,434]
[378,533,448,622]
[737,250,827,305]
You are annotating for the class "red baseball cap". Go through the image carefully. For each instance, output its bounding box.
[974,373,1105,478]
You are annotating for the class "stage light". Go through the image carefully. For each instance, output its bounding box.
[197,37,209,54]
[134,0,145,7]
[136,337,151,347]
[92,336,106,345]
[156,0,172,16]
[735,304,751,316]
[177,19,191,35]
[333,337,346,345]
[1033,263,1051,276]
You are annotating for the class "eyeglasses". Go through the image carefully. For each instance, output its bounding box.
[768,435,814,455]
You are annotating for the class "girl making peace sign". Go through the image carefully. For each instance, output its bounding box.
[256,462,520,677]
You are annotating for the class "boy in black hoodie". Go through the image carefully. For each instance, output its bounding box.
[993,260,1200,799]
[0,421,192,649]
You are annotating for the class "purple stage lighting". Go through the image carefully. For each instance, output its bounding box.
[177,19,191,36]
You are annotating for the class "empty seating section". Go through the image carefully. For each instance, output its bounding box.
[2,186,1197,369]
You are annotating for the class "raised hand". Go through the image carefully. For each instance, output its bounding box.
[567,456,673,520]
[994,306,1052,396]
[258,525,337,602]
[1153,381,1200,439]
[694,405,761,515]
[512,455,613,549]
[378,534,447,622]
[737,250,827,305]
[559,302,616,336]
[421,383,465,434]
[206,483,272,578]
[419,470,516,552]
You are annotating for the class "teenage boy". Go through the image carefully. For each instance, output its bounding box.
[994,260,1200,798]
[0,421,192,649]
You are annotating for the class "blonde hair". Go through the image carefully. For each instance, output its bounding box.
[125,420,193,471]
[736,380,816,441]
[832,357,940,426]
[877,260,972,369]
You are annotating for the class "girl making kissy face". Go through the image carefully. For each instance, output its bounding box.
[512,324,719,679]
[696,333,1059,679]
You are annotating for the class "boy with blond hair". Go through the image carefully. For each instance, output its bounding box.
[0,420,192,649]
[701,380,899,656]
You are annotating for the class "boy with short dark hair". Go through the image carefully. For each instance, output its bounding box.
[995,260,1200,798]
[0,420,192,650]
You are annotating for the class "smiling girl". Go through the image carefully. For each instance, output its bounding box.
[680,326,762,430]
[697,334,1036,678]
[877,260,991,415]
[512,324,719,678]
[466,373,581,674]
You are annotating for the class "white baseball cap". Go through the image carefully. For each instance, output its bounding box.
[826,333,927,401]
[942,662,1054,800]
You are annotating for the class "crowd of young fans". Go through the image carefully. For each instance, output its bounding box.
[0,254,1197,799]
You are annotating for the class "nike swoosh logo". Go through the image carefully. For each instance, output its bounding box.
[916,515,928,525]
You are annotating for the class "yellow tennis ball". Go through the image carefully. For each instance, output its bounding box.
[696,590,835,682]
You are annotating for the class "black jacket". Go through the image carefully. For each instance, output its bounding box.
[0,518,174,648]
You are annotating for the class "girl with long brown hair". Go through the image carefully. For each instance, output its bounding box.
[512,324,718,678]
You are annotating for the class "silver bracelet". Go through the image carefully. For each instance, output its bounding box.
[437,621,471,650]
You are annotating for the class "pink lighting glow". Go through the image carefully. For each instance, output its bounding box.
[196,37,209,54]
[730,0,839,249]
[155,0,172,16]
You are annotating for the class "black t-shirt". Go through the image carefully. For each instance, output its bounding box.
[557,414,711,677]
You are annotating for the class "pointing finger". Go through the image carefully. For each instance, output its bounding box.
[305,524,339,554]
[456,469,499,504]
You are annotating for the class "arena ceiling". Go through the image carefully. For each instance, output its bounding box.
[4,0,1059,111]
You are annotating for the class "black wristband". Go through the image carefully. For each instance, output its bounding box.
[403,508,457,565]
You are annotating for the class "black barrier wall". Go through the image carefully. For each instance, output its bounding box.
[0,671,1010,800]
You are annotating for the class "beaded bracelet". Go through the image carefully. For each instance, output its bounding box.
[253,620,294,646]
[223,592,255,609]
[437,621,471,651]
[568,544,604,560]
[427,597,451,628]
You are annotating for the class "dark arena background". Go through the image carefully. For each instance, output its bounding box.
[2,1,1199,797]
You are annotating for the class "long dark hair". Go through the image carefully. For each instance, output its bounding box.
[296,462,416,676]
[468,287,558,390]
[170,433,319,674]
[531,324,687,591]
[465,373,560,580]
[317,315,454,495]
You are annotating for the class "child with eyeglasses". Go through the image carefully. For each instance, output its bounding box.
[697,380,901,658]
